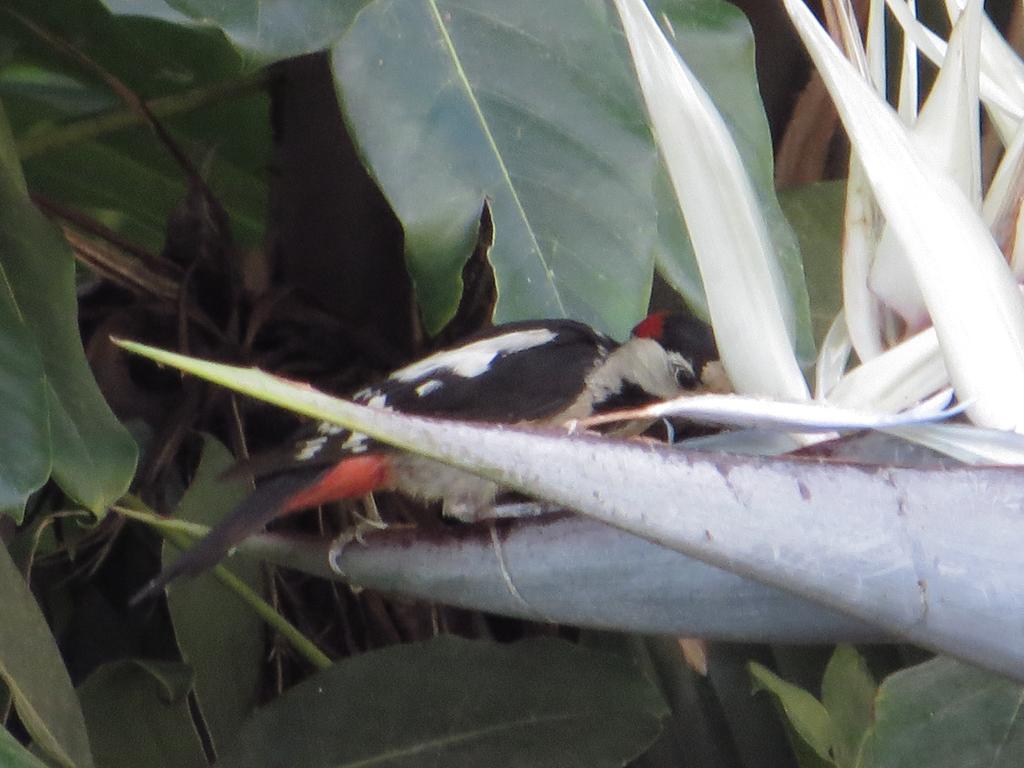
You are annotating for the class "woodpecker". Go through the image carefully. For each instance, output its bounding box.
[131,310,722,604]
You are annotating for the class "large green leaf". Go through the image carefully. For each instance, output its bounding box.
[332,0,667,337]
[0,102,48,516]
[0,1,244,95]
[859,657,1024,768]
[585,635,796,768]
[1,1,270,251]
[17,125,269,252]
[165,436,264,756]
[0,101,136,517]
[77,660,206,768]
[0,727,51,768]
[2,76,269,252]
[0,542,94,768]
[99,0,368,64]
[217,636,667,767]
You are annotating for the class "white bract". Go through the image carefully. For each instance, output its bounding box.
[791,0,1024,443]
[615,0,1024,459]
[613,0,808,402]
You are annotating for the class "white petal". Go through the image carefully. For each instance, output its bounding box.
[613,0,809,401]
[786,0,1024,431]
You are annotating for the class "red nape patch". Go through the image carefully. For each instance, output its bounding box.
[283,455,391,512]
[632,311,667,340]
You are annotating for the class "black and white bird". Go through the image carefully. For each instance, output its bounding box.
[131,310,723,603]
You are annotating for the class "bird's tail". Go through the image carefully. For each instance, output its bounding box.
[130,454,394,606]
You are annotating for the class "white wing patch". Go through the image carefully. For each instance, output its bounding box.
[341,432,370,453]
[295,435,327,461]
[366,393,388,409]
[297,427,370,459]
[415,379,443,397]
[390,329,558,382]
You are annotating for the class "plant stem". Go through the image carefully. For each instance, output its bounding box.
[114,502,209,537]
[17,72,269,159]
[114,499,333,671]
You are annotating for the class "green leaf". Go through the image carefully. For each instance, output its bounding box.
[2,75,270,253]
[217,636,668,767]
[0,727,51,768]
[821,646,875,768]
[1,1,246,98]
[587,635,796,768]
[78,660,206,768]
[19,127,268,252]
[0,542,94,768]
[858,657,1024,768]
[332,0,666,337]
[165,436,264,756]
[0,101,49,518]
[1,1,270,251]
[99,0,368,64]
[0,100,137,517]
[653,0,815,360]
[780,182,846,347]
[750,661,834,764]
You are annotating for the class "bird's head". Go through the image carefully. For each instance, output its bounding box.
[631,310,730,394]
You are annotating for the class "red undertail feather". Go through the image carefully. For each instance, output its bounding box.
[128,455,393,606]
[282,454,391,512]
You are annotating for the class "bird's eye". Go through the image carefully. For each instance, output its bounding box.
[675,366,698,389]
[668,353,698,389]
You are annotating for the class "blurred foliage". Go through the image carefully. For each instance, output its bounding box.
[0,0,1017,766]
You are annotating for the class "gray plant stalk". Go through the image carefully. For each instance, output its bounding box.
[297,404,1024,682]
[115,344,1024,681]
[246,516,882,642]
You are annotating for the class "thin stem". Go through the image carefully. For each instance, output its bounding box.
[113,502,209,538]
[114,499,333,671]
[17,73,268,159]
